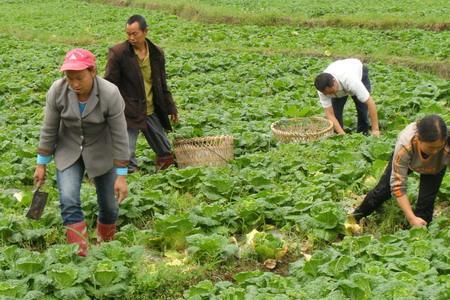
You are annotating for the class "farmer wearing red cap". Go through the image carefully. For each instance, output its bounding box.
[33,48,130,256]
[105,14,178,172]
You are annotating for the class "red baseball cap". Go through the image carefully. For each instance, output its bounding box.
[60,48,96,72]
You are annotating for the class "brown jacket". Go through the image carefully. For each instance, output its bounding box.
[104,39,177,130]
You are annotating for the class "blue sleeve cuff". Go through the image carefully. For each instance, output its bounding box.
[37,154,52,165]
[116,167,128,176]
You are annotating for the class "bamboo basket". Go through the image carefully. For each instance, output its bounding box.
[271,117,333,143]
[173,135,234,168]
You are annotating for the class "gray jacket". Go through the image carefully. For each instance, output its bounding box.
[38,76,129,177]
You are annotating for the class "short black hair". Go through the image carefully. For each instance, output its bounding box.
[417,114,447,142]
[127,15,148,30]
[314,73,335,92]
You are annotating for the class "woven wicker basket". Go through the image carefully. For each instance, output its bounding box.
[271,117,334,143]
[173,135,234,168]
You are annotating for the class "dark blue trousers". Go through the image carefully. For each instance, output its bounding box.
[332,65,371,134]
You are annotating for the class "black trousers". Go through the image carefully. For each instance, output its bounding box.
[128,113,172,168]
[332,65,371,134]
[353,153,447,223]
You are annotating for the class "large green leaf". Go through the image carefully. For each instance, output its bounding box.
[15,256,44,275]
[93,261,119,287]
[0,280,27,298]
[47,264,78,290]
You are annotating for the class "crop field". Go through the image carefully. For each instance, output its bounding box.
[99,0,450,29]
[0,0,449,299]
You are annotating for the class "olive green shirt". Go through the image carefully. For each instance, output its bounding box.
[136,47,154,115]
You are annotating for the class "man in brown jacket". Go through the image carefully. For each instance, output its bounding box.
[105,14,178,172]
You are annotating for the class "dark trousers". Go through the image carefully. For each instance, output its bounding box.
[353,153,447,223]
[128,113,171,168]
[332,66,371,134]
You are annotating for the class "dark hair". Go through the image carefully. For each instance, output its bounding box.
[417,114,447,142]
[314,73,335,92]
[127,15,148,30]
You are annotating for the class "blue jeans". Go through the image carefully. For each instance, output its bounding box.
[332,65,371,134]
[57,157,118,225]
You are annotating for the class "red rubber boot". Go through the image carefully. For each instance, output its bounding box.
[155,153,176,171]
[66,221,88,256]
[96,221,116,242]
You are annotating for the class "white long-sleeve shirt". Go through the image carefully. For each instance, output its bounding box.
[318,58,370,108]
